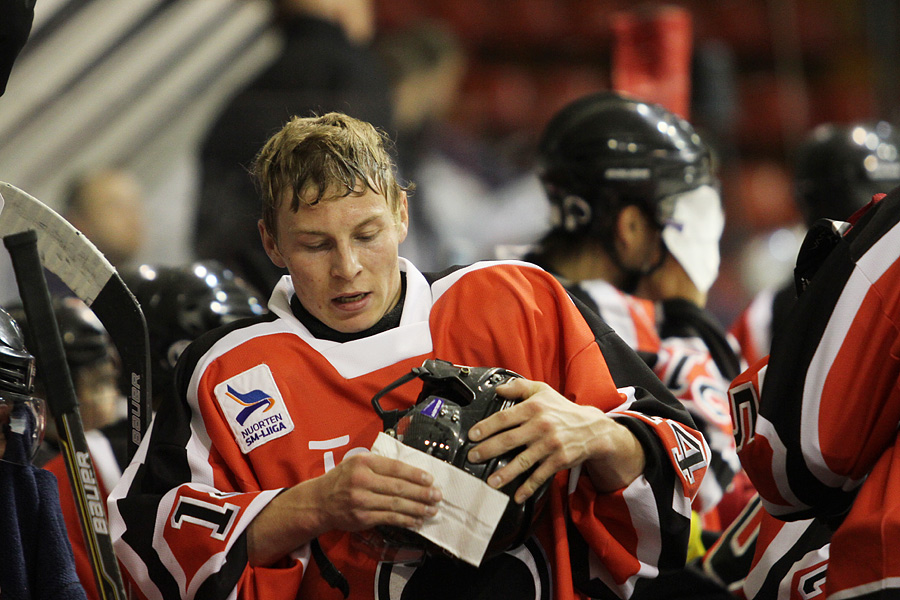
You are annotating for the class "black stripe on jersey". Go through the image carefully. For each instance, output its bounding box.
[702,494,763,587]
[566,292,697,597]
[769,281,797,347]
[761,190,900,521]
[845,587,900,600]
[422,264,467,285]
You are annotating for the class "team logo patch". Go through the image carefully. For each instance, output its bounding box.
[214,364,294,453]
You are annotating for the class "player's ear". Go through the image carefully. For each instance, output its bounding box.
[615,205,639,249]
[259,219,286,268]
[615,205,663,272]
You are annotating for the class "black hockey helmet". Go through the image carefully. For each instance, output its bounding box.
[6,296,116,373]
[371,359,550,562]
[536,91,715,239]
[0,306,44,464]
[794,121,900,226]
[55,297,117,369]
[122,261,267,405]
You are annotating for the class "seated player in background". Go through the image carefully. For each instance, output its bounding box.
[524,92,747,544]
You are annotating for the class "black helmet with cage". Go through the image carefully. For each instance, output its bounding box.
[122,261,267,407]
[0,306,43,464]
[794,121,900,226]
[536,90,715,242]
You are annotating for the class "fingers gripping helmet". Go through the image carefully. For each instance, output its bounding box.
[0,306,43,464]
[371,359,550,561]
[537,91,715,239]
[794,121,900,226]
[122,261,267,406]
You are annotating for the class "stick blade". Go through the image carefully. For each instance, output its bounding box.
[0,181,113,306]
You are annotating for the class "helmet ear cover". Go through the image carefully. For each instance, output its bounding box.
[371,358,551,560]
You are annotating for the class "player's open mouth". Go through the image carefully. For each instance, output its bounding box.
[334,292,368,304]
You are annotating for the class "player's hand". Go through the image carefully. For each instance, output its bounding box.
[248,452,440,566]
[314,452,442,533]
[465,378,645,503]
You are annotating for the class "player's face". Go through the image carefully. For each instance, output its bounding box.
[261,188,409,333]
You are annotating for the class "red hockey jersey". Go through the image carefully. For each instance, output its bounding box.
[108,260,708,600]
[735,190,900,600]
[573,278,743,524]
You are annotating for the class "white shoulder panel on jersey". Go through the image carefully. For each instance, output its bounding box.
[579,278,640,348]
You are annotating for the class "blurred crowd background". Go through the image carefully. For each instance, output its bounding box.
[1,0,897,326]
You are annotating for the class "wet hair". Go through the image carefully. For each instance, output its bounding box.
[252,112,412,240]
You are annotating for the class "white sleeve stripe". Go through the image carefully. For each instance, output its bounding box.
[586,476,664,598]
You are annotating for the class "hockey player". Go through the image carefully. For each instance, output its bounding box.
[109,111,710,600]
[706,121,900,599]
[0,305,88,599]
[732,183,900,600]
[730,121,900,365]
[525,91,745,536]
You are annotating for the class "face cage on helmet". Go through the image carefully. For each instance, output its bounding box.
[0,342,36,397]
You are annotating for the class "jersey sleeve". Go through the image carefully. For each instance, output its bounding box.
[432,264,709,599]
[107,339,296,600]
[559,290,711,598]
[655,299,745,520]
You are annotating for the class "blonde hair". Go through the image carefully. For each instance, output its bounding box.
[252,112,410,240]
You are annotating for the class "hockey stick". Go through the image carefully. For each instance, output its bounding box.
[4,229,127,599]
[0,181,151,461]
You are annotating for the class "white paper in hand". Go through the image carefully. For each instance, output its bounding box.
[370,432,509,566]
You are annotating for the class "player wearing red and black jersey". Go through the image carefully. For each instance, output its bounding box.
[712,121,900,599]
[108,113,708,600]
[526,92,746,541]
[733,185,900,599]
[110,260,709,600]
